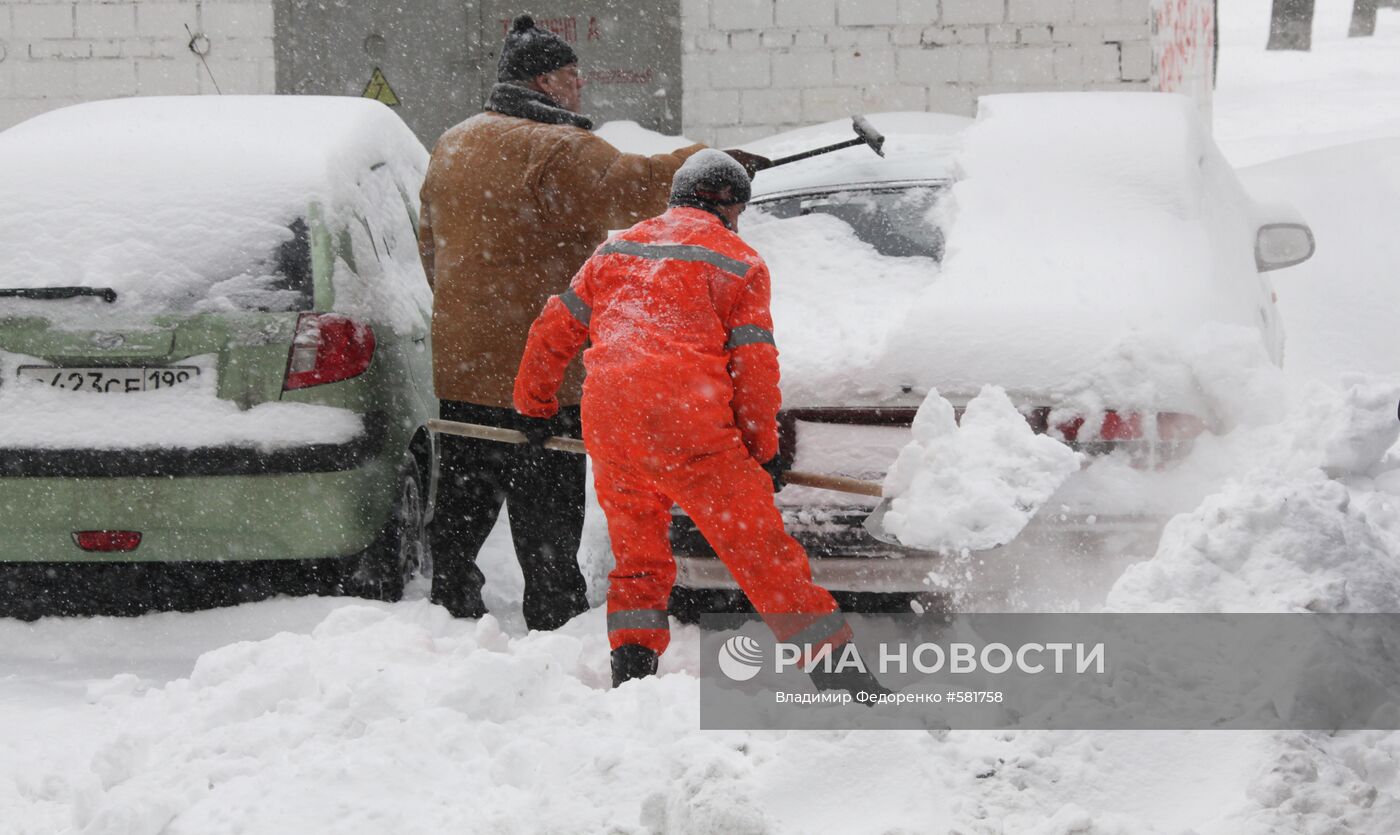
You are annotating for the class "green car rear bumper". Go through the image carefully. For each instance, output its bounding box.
[0,437,397,564]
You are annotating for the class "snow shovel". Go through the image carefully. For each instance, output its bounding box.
[751,116,886,172]
[426,418,906,545]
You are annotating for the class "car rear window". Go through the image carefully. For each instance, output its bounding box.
[0,216,314,318]
[752,185,947,261]
[238,218,315,313]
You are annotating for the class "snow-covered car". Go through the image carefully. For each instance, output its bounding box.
[668,98,1317,615]
[1238,138,1400,382]
[0,97,438,611]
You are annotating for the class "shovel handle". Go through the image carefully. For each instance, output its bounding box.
[427,419,587,455]
[427,419,885,498]
[783,471,885,497]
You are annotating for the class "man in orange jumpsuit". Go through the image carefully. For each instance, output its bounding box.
[515,150,876,689]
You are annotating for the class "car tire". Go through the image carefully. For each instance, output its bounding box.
[339,458,428,602]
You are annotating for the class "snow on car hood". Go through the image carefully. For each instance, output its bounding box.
[0,97,427,328]
[758,94,1280,419]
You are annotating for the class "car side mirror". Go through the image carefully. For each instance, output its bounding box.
[1255,223,1315,272]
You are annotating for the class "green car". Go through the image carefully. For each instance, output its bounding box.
[0,96,439,608]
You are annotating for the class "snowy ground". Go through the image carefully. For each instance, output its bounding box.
[6,2,1400,832]
[1214,1,1400,167]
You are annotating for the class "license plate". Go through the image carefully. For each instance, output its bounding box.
[17,366,202,393]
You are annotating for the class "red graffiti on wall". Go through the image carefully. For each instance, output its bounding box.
[500,16,580,42]
[586,68,655,85]
[497,16,605,43]
[1154,0,1214,93]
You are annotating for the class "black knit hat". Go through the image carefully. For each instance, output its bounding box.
[497,14,579,82]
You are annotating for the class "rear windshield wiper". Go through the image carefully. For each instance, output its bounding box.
[0,287,118,303]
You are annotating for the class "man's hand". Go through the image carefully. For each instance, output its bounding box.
[761,455,787,492]
[723,149,773,179]
[519,420,556,451]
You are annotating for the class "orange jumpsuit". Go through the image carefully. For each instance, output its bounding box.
[514,206,849,655]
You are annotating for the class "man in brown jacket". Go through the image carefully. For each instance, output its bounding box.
[420,15,739,629]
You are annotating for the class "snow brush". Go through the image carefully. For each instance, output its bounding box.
[427,418,915,547]
[751,116,886,172]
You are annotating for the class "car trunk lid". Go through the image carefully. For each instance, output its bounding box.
[776,404,1213,509]
[0,312,300,408]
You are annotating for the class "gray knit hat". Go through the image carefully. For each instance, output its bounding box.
[669,149,753,209]
[497,14,579,82]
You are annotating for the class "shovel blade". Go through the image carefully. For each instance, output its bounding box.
[861,497,903,546]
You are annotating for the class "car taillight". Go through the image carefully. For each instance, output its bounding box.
[1156,412,1208,441]
[284,313,376,391]
[1053,410,1208,467]
[73,531,142,552]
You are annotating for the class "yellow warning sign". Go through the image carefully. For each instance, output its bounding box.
[362,67,400,107]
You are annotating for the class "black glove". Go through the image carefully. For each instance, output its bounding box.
[519,420,555,452]
[723,149,772,179]
[761,455,787,492]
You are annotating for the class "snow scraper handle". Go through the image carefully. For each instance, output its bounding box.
[427,419,883,498]
[755,116,886,171]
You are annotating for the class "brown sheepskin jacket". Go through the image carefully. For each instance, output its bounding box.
[419,84,704,407]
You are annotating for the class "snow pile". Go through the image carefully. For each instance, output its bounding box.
[1107,376,1400,613]
[0,602,1282,835]
[0,353,363,450]
[8,604,862,834]
[1219,731,1400,835]
[1048,366,1398,525]
[0,97,429,330]
[1108,474,1400,613]
[882,386,1081,552]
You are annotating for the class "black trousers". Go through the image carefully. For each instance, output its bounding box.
[429,401,589,631]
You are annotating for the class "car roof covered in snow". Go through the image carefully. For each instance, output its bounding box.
[0,96,429,327]
[745,111,967,199]
[0,95,426,212]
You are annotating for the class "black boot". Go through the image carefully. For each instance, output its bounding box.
[808,644,893,703]
[611,644,659,688]
[428,581,487,620]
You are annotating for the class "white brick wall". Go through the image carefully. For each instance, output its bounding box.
[681,0,1158,146]
[0,0,1192,148]
[0,0,275,131]
[838,0,899,27]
